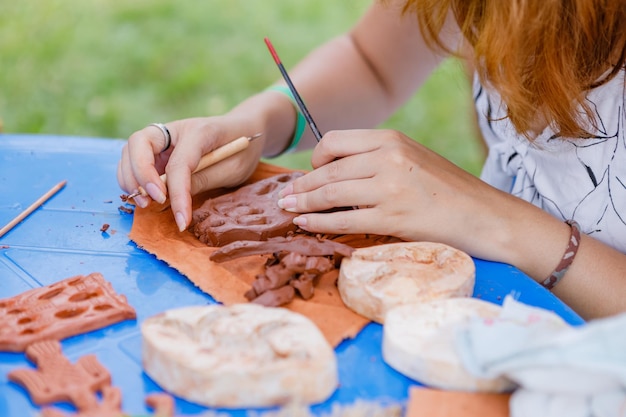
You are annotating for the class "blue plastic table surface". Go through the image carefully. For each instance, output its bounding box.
[0,134,584,416]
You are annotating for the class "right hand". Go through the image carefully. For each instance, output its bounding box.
[117,115,265,232]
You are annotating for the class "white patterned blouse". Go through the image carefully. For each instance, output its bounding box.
[476,68,626,253]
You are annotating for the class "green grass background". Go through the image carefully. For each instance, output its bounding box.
[0,0,484,174]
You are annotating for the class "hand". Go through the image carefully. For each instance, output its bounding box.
[117,116,264,232]
[277,129,517,261]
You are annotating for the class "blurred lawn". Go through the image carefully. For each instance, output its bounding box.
[0,0,484,174]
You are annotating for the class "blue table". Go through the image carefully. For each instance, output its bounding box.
[0,134,583,416]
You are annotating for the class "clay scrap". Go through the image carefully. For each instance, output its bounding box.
[0,272,136,352]
[211,234,356,307]
[246,251,333,306]
[191,172,304,246]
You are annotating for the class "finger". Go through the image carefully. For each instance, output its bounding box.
[189,156,259,196]
[164,146,201,233]
[311,129,383,169]
[116,145,151,207]
[278,177,380,214]
[164,124,241,232]
[166,120,265,232]
[126,126,171,204]
[117,145,138,193]
[168,157,257,233]
[169,142,261,231]
[281,151,377,199]
[292,206,384,236]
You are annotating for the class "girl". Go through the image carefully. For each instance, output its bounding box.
[117,0,626,319]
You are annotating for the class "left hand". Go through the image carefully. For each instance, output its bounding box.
[277,129,517,262]
[117,116,264,231]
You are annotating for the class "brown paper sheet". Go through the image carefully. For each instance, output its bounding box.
[129,162,369,347]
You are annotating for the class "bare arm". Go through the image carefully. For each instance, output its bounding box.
[119,0,447,227]
[499,198,626,320]
[245,0,447,155]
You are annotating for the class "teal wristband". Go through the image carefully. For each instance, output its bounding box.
[266,85,306,154]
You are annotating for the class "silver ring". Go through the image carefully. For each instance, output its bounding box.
[148,123,172,153]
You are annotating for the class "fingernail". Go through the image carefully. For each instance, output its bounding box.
[293,216,307,227]
[277,196,297,211]
[134,195,149,208]
[175,211,187,232]
[145,182,166,204]
[278,183,293,198]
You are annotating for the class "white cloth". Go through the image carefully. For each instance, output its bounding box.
[456,296,626,417]
[475,68,626,253]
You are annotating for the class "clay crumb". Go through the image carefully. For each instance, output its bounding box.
[100,224,110,233]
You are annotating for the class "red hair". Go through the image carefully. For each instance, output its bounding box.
[404,0,626,139]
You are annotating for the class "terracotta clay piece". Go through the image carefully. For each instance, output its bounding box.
[8,340,112,410]
[40,386,125,417]
[191,172,304,246]
[242,249,336,307]
[211,234,358,307]
[209,234,355,262]
[145,393,175,417]
[0,272,136,352]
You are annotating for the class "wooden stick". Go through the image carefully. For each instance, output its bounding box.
[164,134,251,183]
[0,180,67,238]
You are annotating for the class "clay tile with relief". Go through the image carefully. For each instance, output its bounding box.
[191,172,304,246]
[0,272,136,352]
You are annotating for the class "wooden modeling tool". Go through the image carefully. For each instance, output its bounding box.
[127,133,262,200]
[0,180,67,238]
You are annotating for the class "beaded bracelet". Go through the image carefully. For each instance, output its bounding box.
[541,220,581,290]
[266,85,306,155]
